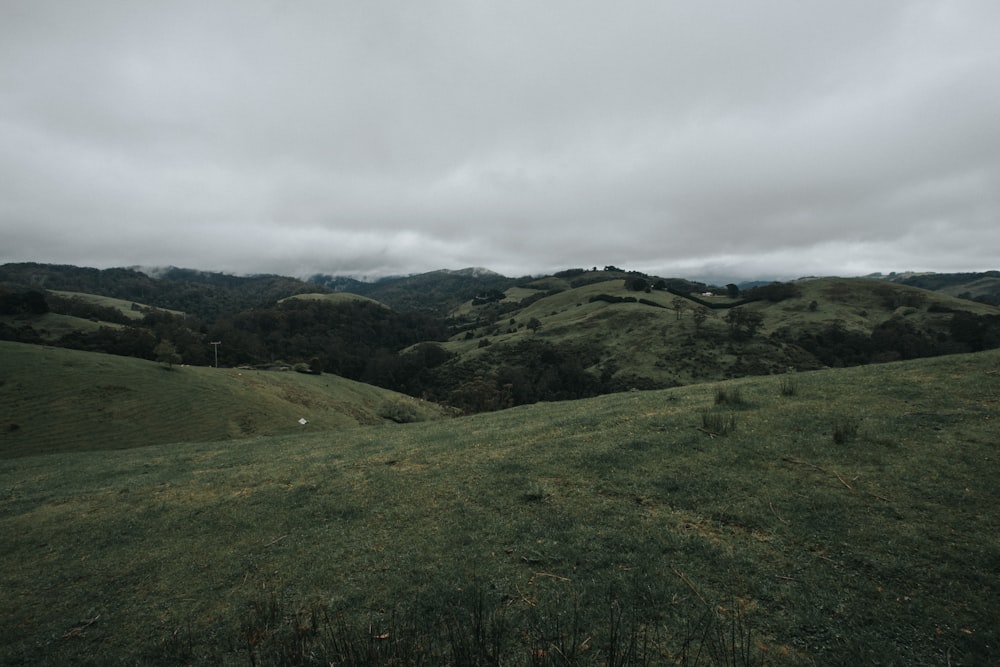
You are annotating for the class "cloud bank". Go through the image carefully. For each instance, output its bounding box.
[2,1,998,281]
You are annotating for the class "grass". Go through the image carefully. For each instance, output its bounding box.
[0,341,450,457]
[443,276,1000,393]
[1,348,999,664]
[49,289,186,319]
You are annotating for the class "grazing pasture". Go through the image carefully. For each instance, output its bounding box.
[0,341,448,458]
[0,347,998,664]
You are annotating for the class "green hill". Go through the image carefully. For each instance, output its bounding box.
[1,349,998,664]
[48,289,185,320]
[5,265,1000,415]
[427,276,1000,410]
[0,341,450,458]
[886,270,1000,305]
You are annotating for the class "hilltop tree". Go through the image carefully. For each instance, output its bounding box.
[626,277,649,292]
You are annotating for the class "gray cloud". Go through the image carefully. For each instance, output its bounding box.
[2,1,998,281]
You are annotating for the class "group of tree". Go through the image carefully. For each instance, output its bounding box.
[724,308,766,339]
[0,289,49,316]
[0,263,323,320]
[777,312,1000,367]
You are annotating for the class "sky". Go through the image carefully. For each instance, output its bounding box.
[2,1,999,283]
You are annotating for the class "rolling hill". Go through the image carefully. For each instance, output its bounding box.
[417,275,1000,411]
[1,348,997,664]
[0,341,450,458]
[5,264,1000,417]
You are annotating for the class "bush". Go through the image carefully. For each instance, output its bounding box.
[715,386,746,406]
[702,410,737,435]
[377,399,422,424]
[832,416,860,444]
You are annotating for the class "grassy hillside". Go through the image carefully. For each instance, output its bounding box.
[48,289,185,320]
[1,349,997,664]
[890,271,1000,306]
[0,290,184,343]
[0,311,126,341]
[434,276,1000,401]
[0,341,450,458]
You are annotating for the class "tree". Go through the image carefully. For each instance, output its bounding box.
[742,311,764,337]
[692,306,709,329]
[746,281,801,302]
[671,297,687,321]
[726,283,740,299]
[724,308,764,339]
[526,317,542,333]
[154,340,182,368]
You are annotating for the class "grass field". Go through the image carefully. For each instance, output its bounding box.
[1,346,998,664]
[0,341,449,458]
[49,290,186,320]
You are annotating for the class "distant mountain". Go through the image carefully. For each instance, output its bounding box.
[309,268,521,315]
[0,262,326,319]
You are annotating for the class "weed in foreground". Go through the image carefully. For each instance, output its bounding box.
[831,416,860,444]
[523,481,553,503]
[701,410,737,436]
[714,386,746,406]
[203,576,769,666]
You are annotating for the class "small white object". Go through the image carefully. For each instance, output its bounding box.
[298,418,308,425]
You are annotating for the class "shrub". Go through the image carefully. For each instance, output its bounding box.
[779,376,798,396]
[715,386,745,406]
[832,416,860,444]
[377,399,422,424]
[702,410,737,435]
[522,481,552,503]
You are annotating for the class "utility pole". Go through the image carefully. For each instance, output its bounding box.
[210,341,221,368]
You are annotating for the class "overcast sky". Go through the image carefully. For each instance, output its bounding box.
[2,1,998,282]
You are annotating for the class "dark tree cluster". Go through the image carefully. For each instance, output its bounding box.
[0,263,324,320]
[779,311,1000,367]
[44,294,134,325]
[743,281,802,302]
[430,339,608,413]
[206,299,448,385]
[0,289,49,316]
[724,308,765,339]
[589,294,639,305]
[58,326,161,361]
[471,290,506,305]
